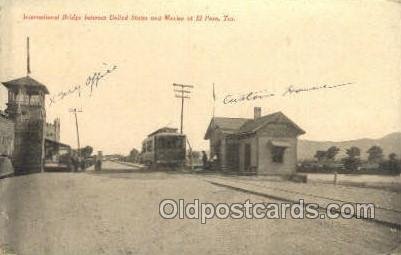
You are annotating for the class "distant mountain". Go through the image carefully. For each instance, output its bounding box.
[298,132,401,160]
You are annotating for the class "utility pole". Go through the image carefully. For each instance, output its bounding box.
[27,37,31,75]
[69,108,83,157]
[173,83,194,134]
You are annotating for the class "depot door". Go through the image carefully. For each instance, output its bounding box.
[244,144,251,171]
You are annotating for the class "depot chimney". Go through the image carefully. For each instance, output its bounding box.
[254,107,262,119]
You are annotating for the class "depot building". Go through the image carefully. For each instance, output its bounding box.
[204,107,305,175]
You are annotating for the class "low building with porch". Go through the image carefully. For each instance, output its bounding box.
[44,138,71,162]
[204,107,305,175]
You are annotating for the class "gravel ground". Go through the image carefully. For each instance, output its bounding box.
[0,162,400,254]
[202,175,401,212]
[307,173,401,192]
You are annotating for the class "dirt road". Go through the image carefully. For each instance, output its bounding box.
[0,161,400,254]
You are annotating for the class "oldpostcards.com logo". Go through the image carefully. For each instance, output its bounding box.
[159,199,375,224]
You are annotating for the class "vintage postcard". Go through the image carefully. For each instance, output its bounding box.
[0,0,400,254]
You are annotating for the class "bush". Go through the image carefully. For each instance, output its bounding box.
[342,158,361,172]
[379,160,401,175]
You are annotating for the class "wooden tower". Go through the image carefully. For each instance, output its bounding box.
[1,38,49,174]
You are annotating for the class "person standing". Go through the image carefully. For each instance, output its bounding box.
[202,151,208,170]
[72,152,79,172]
[95,151,103,171]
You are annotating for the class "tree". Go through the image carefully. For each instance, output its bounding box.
[389,153,397,161]
[343,146,361,171]
[314,150,327,162]
[346,146,360,159]
[326,146,340,160]
[380,153,401,174]
[127,148,139,162]
[367,145,383,163]
[81,145,93,158]
[71,146,93,159]
[388,153,401,174]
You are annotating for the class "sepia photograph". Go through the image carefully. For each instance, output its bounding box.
[0,0,400,254]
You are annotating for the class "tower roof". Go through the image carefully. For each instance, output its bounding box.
[2,76,49,94]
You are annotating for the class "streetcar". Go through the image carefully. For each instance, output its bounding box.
[139,127,186,168]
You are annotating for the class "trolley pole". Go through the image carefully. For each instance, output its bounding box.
[173,83,194,134]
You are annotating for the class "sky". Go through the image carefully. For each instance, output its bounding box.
[0,0,400,155]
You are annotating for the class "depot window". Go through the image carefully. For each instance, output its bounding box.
[270,141,289,163]
[272,146,286,163]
